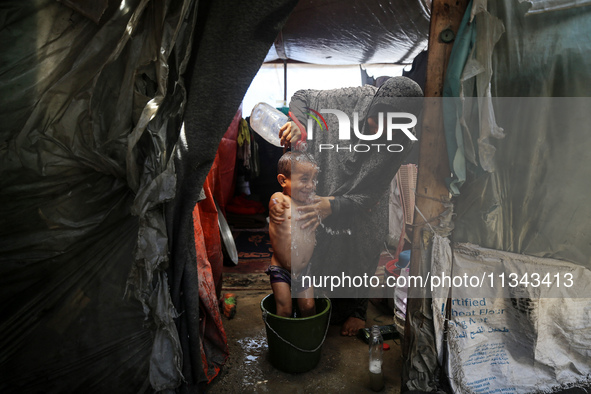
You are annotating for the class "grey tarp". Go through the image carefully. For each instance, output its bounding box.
[453,0,591,267]
[1,1,191,391]
[265,0,431,64]
[404,0,591,392]
[0,0,296,392]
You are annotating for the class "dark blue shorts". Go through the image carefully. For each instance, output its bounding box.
[265,264,312,293]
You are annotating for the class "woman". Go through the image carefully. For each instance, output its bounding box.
[274,76,423,335]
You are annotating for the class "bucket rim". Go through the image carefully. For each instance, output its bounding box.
[260,294,331,321]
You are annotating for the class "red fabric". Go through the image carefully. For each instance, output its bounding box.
[194,178,228,384]
[194,107,242,383]
[208,106,241,214]
[199,176,224,296]
[226,193,266,215]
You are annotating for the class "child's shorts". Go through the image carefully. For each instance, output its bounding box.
[265,264,312,293]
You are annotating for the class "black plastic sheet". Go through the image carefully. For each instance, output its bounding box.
[266,0,431,64]
[0,0,195,391]
[1,0,299,392]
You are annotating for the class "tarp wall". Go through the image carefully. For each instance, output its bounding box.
[1,1,193,391]
[0,0,297,392]
[406,0,591,392]
[424,0,591,392]
[451,0,591,266]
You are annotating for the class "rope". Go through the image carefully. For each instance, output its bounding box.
[414,192,451,204]
[414,205,437,234]
[262,305,332,353]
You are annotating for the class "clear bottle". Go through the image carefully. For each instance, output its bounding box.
[249,102,289,147]
[369,325,384,391]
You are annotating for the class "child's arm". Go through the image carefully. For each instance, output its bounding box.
[269,192,289,225]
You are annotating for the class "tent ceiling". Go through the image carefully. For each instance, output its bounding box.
[264,0,432,65]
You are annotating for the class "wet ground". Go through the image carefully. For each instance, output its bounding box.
[206,271,404,393]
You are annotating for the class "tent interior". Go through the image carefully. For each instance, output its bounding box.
[1,0,591,393]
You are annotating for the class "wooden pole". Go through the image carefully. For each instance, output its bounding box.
[283,59,288,105]
[402,0,469,389]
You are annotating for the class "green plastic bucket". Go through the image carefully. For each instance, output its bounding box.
[260,294,331,373]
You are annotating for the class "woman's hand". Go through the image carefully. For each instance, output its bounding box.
[269,195,290,224]
[279,121,302,148]
[296,196,334,230]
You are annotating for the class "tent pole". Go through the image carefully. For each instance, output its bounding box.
[283,59,287,106]
[402,0,469,390]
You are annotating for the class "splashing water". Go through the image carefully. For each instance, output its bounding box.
[319,220,352,236]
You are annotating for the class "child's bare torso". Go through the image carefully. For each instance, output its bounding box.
[269,193,316,276]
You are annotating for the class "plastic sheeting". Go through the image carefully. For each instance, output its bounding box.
[422,1,591,392]
[265,0,431,65]
[452,0,591,267]
[443,0,505,195]
[404,212,455,393]
[0,0,195,391]
[519,0,591,15]
[0,0,298,391]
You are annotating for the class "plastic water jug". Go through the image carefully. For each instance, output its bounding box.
[250,102,289,147]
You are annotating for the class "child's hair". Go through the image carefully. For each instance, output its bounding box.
[277,151,318,178]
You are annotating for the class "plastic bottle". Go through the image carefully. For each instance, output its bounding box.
[249,102,289,147]
[250,102,307,151]
[369,325,384,391]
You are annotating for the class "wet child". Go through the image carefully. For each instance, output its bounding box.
[266,151,319,318]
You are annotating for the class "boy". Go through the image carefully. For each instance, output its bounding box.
[266,151,318,318]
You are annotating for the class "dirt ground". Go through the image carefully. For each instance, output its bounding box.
[205,272,404,394]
